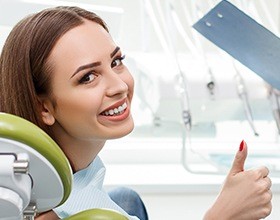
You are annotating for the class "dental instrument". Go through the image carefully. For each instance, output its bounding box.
[233,61,259,136]
[269,87,280,135]
[179,0,216,98]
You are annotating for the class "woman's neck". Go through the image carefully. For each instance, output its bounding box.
[49,121,107,172]
[65,140,105,172]
[54,135,106,172]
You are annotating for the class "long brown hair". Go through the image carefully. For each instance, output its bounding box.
[0,6,108,135]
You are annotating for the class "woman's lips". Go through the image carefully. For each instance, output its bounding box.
[100,102,127,116]
[99,99,130,122]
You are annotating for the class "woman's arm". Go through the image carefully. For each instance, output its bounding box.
[35,210,59,220]
[204,141,272,220]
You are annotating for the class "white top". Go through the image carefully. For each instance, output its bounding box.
[53,156,139,220]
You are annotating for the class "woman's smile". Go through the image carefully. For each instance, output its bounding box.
[99,97,130,122]
[99,101,130,122]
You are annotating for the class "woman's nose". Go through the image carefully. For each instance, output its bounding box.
[105,71,128,97]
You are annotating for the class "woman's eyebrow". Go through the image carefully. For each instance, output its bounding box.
[110,46,120,58]
[71,62,101,78]
[70,47,120,79]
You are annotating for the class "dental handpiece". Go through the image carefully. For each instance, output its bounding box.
[191,3,216,98]
[206,68,215,98]
[235,73,259,136]
[178,72,192,131]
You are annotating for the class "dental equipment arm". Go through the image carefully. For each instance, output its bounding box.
[195,0,259,136]
[192,2,217,97]
[189,0,216,98]
[246,0,280,135]
[178,71,192,130]
[155,0,192,130]
[177,0,216,98]
[233,63,259,136]
[193,0,280,136]
[269,88,280,135]
[143,0,192,130]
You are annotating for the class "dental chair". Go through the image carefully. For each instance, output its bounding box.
[0,112,128,220]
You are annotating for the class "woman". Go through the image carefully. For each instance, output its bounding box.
[0,6,272,220]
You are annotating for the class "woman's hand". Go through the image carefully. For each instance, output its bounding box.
[204,140,272,220]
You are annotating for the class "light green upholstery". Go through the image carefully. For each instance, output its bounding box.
[0,113,128,219]
[64,208,128,220]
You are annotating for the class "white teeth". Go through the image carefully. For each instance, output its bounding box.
[118,106,123,112]
[102,103,127,116]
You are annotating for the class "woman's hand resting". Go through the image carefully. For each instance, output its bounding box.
[204,140,272,220]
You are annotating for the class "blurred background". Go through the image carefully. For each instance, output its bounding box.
[1,0,280,219]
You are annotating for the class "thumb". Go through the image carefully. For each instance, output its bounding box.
[229,140,248,175]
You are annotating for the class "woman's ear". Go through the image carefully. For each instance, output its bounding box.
[38,97,55,126]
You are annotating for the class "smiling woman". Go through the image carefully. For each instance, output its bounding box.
[0,4,273,220]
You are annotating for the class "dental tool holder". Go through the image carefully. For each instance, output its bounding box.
[0,137,65,219]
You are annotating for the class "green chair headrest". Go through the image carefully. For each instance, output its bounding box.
[0,112,72,205]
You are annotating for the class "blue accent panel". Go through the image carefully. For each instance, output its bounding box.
[193,0,280,90]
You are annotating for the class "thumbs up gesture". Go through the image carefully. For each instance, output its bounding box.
[204,140,272,220]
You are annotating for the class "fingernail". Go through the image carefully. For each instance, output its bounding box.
[239,140,245,151]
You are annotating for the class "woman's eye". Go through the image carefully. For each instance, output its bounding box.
[79,72,96,84]
[111,55,125,68]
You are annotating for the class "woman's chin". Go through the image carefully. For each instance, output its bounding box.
[109,121,134,140]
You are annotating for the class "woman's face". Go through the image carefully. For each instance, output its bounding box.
[43,19,134,142]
